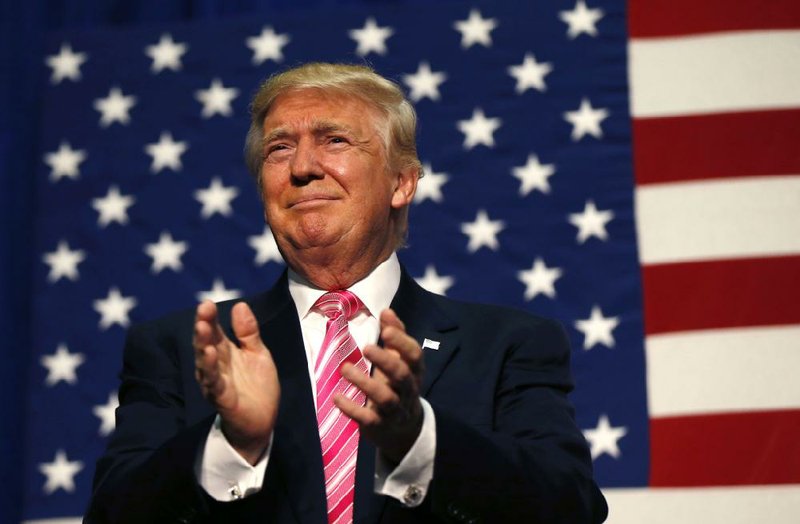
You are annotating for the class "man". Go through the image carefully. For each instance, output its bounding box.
[86,63,607,524]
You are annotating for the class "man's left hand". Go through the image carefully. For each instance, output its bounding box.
[334,308,424,464]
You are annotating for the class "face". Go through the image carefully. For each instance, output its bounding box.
[259,89,416,274]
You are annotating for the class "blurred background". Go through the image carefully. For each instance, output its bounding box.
[2,0,798,522]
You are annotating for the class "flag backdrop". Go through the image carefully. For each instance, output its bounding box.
[16,0,800,522]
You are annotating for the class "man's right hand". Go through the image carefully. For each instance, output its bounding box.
[193,300,280,465]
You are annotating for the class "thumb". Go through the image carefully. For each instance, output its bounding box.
[231,302,263,352]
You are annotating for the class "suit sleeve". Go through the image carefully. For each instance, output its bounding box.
[426,317,608,524]
[84,318,217,523]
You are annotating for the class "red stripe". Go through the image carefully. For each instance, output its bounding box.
[328,487,354,524]
[641,256,800,335]
[632,109,800,186]
[650,410,800,486]
[629,0,800,38]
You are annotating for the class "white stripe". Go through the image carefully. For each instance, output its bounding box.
[318,405,340,437]
[314,331,357,383]
[603,485,800,524]
[315,324,349,374]
[646,325,800,417]
[629,30,800,117]
[635,175,800,265]
[326,452,358,493]
[321,416,354,456]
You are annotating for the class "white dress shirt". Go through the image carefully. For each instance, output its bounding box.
[195,253,436,507]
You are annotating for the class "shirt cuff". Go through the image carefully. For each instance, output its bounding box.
[194,415,271,501]
[373,398,436,507]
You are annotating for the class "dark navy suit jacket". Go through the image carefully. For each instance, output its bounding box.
[86,269,607,523]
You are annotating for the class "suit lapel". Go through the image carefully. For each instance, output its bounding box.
[391,269,460,396]
[353,268,460,524]
[250,275,327,524]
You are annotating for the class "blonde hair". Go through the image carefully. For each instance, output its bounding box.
[244,63,422,187]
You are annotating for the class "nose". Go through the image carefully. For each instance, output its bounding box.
[289,139,323,184]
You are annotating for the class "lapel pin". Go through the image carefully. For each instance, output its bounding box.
[422,338,440,351]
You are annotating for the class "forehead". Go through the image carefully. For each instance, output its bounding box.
[262,88,384,133]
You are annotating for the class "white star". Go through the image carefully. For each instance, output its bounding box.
[93,287,137,330]
[194,177,239,218]
[39,450,84,494]
[43,142,87,182]
[93,391,119,436]
[517,258,563,301]
[42,240,86,282]
[415,265,455,296]
[197,278,241,303]
[574,305,620,350]
[144,33,188,73]
[248,226,283,265]
[93,87,137,127]
[457,108,502,149]
[144,131,188,173]
[559,0,604,39]
[45,43,87,83]
[461,209,505,253]
[583,414,627,460]
[563,98,609,141]
[453,9,498,49]
[349,17,394,56]
[195,78,239,118]
[512,154,556,196]
[246,26,290,64]
[508,53,553,93]
[414,163,449,204]
[403,62,447,102]
[568,200,614,243]
[92,185,135,227]
[144,231,188,273]
[40,343,85,386]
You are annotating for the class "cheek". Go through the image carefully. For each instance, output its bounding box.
[260,170,285,200]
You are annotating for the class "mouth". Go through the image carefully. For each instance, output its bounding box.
[288,195,338,209]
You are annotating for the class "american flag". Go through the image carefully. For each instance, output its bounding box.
[24,0,800,522]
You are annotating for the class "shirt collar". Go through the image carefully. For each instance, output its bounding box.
[287,252,401,319]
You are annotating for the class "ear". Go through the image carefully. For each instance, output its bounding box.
[390,165,419,209]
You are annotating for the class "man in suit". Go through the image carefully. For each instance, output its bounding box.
[86,62,608,524]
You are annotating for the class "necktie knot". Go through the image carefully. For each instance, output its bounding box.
[314,290,362,321]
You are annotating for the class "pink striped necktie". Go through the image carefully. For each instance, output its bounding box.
[313,290,368,524]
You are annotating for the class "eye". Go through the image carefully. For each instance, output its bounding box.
[265,143,289,156]
[264,143,292,163]
[328,135,348,145]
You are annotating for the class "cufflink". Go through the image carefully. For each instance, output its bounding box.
[403,485,423,505]
[227,484,243,500]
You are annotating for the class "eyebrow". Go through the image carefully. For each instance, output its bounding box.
[262,119,358,146]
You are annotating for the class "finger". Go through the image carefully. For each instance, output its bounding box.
[194,300,228,350]
[363,345,412,387]
[341,362,400,407]
[196,345,224,397]
[194,323,229,373]
[231,302,264,354]
[379,326,423,374]
[380,308,405,331]
[333,394,381,427]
